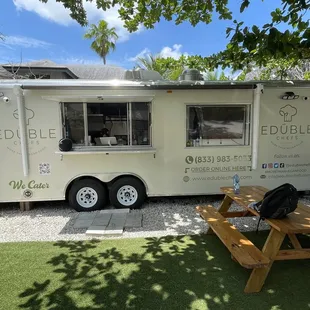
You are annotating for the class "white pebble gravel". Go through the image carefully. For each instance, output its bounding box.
[1,195,309,243]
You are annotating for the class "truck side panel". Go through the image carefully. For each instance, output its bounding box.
[1,86,310,204]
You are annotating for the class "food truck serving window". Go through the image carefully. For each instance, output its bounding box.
[186,105,251,147]
[63,102,152,148]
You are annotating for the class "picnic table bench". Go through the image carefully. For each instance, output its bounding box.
[196,186,310,293]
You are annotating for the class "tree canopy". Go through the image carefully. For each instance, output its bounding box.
[40,0,310,69]
[135,54,185,80]
[246,59,310,80]
[135,53,310,81]
[135,53,234,80]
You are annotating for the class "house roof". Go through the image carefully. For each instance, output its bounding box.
[0,66,13,79]
[0,59,126,80]
[18,59,63,68]
[67,64,125,80]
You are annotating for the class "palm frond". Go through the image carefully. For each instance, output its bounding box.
[90,41,99,51]
[204,70,220,81]
[166,67,184,80]
[109,41,116,51]
[136,53,160,70]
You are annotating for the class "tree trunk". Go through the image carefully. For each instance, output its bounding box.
[101,40,107,65]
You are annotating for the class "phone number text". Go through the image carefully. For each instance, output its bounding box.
[193,155,252,164]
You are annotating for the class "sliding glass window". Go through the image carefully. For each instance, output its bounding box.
[63,101,152,148]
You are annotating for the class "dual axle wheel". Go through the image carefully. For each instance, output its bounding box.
[68,177,146,212]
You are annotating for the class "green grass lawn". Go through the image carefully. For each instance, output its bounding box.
[0,232,309,310]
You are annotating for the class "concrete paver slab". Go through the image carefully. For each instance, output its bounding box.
[106,213,127,230]
[77,212,98,220]
[125,212,143,228]
[100,229,123,236]
[85,225,107,235]
[100,209,130,214]
[92,213,112,226]
[73,219,94,229]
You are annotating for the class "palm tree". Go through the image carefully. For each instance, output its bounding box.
[84,20,118,65]
[166,66,184,81]
[203,70,220,80]
[136,53,165,75]
[203,70,231,81]
[136,53,185,80]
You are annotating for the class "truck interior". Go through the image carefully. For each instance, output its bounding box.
[63,101,151,147]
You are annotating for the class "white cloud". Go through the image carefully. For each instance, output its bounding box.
[159,44,188,59]
[128,44,188,62]
[128,48,151,62]
[13,0,72,26]
[83,3,140,42]
[13,0,140,42]
[0,35,52,49]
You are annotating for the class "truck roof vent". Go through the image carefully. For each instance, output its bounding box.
[124,68,163,81]
[178,69,203,81]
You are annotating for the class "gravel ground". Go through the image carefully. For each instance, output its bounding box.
[1,195,309,243]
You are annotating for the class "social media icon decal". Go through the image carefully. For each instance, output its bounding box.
[262,162,284,169]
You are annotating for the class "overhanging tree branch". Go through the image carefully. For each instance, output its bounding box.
[40,0,310,69]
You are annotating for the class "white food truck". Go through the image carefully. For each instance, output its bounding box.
[1,70,310,211]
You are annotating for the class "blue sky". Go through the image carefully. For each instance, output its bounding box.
[0,0,285,69]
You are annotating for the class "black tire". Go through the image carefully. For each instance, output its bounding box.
[109,177,146,209]
[68,178,108,212]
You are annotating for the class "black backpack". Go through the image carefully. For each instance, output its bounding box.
[254,183,299,232]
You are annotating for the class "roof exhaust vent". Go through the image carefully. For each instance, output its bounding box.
[178,69,203,81]
[124,68,163,81]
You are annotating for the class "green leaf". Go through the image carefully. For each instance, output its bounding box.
[252,25,259,35]
[298,21,309,31]
[243,26,249,34]
[226,27,233,34]
[240,0,250,13]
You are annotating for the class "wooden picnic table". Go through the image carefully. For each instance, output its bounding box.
[196,185,310,293]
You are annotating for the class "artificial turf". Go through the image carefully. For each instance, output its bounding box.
[0,232,309,310]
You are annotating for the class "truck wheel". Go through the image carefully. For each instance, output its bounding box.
[110,177,146,209]
[68,179,108,212]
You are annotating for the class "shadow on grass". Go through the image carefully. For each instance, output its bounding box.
[18,233,310,310]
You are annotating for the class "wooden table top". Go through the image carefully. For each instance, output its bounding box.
[220,186,310,234]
